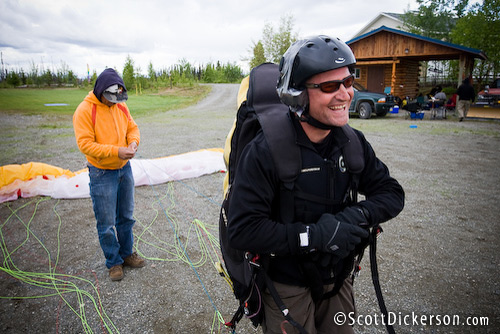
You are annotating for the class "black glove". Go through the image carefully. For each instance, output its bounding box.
[285,207,370,256]
[335,206,371,227]
[308,213,369,259]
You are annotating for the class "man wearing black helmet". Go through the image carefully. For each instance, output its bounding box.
[227,36,404,333]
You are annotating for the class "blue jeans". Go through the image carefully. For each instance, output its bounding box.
[88,161,135,269]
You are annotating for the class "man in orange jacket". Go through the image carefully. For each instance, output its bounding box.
[73,68,145,281]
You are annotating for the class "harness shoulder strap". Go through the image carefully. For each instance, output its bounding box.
[339,124,364,205]
[248,63,301,184]
[116,103,132,120]
[340,124,364,174]
[92,104,97,127]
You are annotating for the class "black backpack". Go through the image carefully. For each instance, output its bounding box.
[219,62,303,330]
[218,63,394,334]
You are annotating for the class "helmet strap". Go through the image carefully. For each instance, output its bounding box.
[296,109,334,130]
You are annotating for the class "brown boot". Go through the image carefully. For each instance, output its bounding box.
[109,264,124,281]
[123,252,146,268]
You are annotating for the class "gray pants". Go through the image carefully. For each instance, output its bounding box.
[262,278,355,334]
[457,99,471,118]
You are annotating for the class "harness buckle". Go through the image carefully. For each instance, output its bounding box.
[245,252,261,269]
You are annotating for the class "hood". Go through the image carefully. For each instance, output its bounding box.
[93,68,127,103]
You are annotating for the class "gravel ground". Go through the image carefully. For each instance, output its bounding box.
[0,84,499,334]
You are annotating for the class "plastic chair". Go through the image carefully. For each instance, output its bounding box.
[445,93,457,113]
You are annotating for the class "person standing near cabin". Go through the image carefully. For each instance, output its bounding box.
[73,68,145,281]
[456,77,475,121]
[227,36,404,333]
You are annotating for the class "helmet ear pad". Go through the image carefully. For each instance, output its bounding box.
[348,64,355,75]
[291,56,301,89]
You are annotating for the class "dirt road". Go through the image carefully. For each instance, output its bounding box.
[1,84,499,333]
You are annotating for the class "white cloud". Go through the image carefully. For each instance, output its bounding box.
[0,0,420,77]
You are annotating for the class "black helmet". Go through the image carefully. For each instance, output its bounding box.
[277,35,356,112]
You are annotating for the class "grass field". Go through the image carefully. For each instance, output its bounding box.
[0,85,211,117]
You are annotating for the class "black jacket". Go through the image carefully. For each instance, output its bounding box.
[456,80,475,102]
[227,116,404,286]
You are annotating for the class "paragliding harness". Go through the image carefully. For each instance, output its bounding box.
[218,63,395,334]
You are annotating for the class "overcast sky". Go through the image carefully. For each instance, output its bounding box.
[1,0,419,78]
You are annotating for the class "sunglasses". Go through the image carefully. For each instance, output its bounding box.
[304,74,355,93]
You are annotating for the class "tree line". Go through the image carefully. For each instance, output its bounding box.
[120,56,244,92]
[0,56,245,89]
[0,59,80,88]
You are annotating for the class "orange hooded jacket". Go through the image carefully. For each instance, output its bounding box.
[73,91,140,170]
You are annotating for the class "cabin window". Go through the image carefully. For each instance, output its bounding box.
[354,68,361,79]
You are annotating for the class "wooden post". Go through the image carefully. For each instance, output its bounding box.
[391,59,397,95]
[465,56,475,84]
